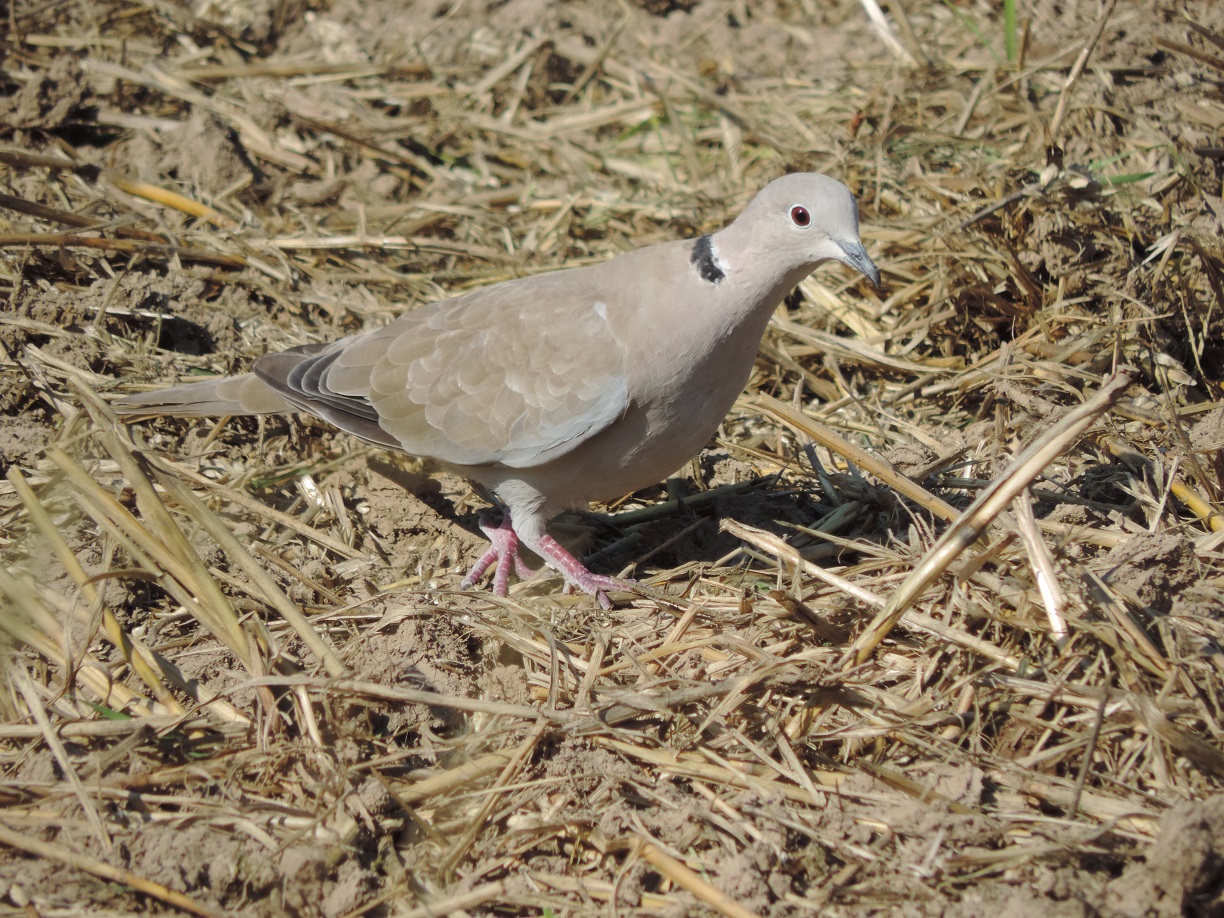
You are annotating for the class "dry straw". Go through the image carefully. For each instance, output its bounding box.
[2,0,1223,914]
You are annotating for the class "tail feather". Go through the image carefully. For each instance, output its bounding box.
[113,373,294,417]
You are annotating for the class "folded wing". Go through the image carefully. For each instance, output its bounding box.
[253,271,630,469]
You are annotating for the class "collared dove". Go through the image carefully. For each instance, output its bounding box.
[115,173,880,603]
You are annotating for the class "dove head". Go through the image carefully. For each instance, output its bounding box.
[717,173,880,289]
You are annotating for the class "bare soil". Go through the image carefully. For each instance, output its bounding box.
[3,0,1224,915]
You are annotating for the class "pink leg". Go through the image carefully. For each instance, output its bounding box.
[461,515,535,596]
[460,511,633,606]
[523,531,633,610]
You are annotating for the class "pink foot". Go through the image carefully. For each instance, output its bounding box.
[528,531,634,610]
[460,512,634,606]
[460,515,535,596]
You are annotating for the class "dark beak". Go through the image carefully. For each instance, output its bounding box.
[837,240,881,289]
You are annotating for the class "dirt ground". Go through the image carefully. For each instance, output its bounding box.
[4,0,1224,915]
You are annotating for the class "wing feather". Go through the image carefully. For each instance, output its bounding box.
[252,266,630,468]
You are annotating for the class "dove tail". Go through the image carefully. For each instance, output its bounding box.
[113,373,294,417]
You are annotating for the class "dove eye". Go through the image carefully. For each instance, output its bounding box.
[789,205,811,227]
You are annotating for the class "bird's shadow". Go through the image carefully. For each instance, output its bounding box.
[582,480,848,579]
[365,450,921,588]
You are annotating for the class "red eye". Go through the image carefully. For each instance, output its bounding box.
[790,205,811,227]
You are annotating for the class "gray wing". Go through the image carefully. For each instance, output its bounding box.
[253,269,630,469]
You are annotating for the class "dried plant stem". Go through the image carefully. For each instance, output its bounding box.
[150,468,347,677]
[0,232,245,267]
[438,726,546,880]
[13,669,112,849]
[46,443,260,668]
[847,367,1136,665]
[0,821,222,917]
[393,883,509,918]
[636,838,764,918]
[1048,0,1120,142]
[1012,488,1068,641]
[157,456,367,559]
[0,148,232,226]
[756,394,960,523]
[724,519,1022,669]
[856,0,918,64]
[249,676,575,723]
[7,467,184,712]
[0,564,155,715]
[1170,479,1224,531]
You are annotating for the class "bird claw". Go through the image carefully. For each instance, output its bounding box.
[461,514,534,595]
[462,512,631,606]
[532,532,633,607]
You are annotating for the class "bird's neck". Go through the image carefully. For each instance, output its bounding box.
[703,226,812,321]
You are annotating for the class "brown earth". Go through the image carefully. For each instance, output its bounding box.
[3,0,1224,915]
